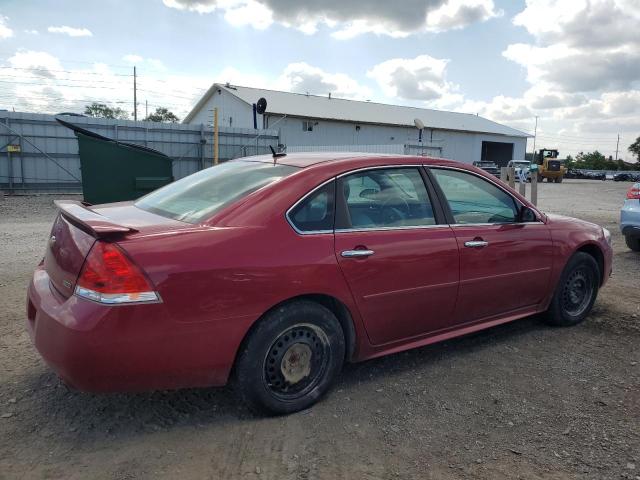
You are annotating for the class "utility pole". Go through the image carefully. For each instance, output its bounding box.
[133,66,137,121]
[145,100,148,119]
[531,115,538,159]
[615,134,620,161]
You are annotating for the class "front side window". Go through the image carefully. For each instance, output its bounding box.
[136,161,297,224]
[431,168,518,224]
[288,181,335,233]
[340,168,436,229]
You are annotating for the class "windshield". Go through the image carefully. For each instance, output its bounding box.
[136,161,298,223]
[512,161,530,167]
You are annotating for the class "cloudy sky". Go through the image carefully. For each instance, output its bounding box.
[0,0,638,159]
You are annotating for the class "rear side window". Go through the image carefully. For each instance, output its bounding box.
[288,181,335,233]
[431,168,518,224]
[340,168,436,229]
[136,161,297,224]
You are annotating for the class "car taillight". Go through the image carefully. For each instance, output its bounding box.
[75,241,159,304]
[627,186,640,200]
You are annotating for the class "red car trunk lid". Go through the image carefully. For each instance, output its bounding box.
[44,213,96,298]
[44,200,190,298]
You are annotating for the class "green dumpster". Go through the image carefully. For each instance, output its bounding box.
[57,118,173,204]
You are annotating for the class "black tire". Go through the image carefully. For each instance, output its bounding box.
[234,301,345,415]
[625,235,640,252]
[556,176,563,183]
[544,252,599,327]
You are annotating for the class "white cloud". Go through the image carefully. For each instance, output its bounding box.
[47,26,93,37]
[223,0,273,29]
[275,62,373,100]
[163,0,500,37]
[506,0,640,94]
[211,63,373,101]
[0,15,13,39]
[24,29,39,35]
[367,54,460,107]
[461,0,640,159]
[122,55,167,71]
[146,58,167,71]
[0,50,210,121]
[425,0,502,32]
[123,54,143,63]
[7,50,63,78]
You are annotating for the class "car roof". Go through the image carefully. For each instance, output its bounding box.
[236,152,468,170]
[236,152,396,168]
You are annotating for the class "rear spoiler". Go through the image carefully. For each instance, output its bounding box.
[54,200,138,237]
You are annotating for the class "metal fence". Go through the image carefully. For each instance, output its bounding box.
[0,112,279,193]
[286,143,444,156]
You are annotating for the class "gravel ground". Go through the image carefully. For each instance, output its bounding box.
[0,180,638,480]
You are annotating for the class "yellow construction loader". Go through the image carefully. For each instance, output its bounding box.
[536,149,567,183]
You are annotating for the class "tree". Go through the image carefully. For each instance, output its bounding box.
[144,107,180,123]
[629,136,640,162]
[563,154,575,170]
[575,151,607,170]
[84,102,129,120]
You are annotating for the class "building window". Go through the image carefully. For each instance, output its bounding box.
[302,121,314,132]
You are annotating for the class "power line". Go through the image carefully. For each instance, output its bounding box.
[136,87,202,101]
[0,51,132,69]
[0,74,133,85]
[0,66,133,77]
[0,78,132,90]
[536,131,623,141]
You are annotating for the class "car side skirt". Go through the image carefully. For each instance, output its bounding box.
[354,305,542,362]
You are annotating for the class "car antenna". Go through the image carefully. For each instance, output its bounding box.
[269,145,287,165]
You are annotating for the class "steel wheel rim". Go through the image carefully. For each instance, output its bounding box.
[263,323,330,401]
[561,267,594,316]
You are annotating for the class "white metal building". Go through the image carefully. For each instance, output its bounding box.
[184,84,530,166]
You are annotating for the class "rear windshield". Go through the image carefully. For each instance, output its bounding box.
[135,161,298,223]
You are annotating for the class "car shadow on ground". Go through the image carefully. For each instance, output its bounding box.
[21,315,549,439]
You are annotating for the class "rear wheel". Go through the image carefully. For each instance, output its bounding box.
[544,252,599,327]
[625,234,640,251]
[234,301,345,415]
[538,174,545,182]
[555,176,563,183]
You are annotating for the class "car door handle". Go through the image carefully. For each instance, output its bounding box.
[341,249,375,258]
[464,240,489,248]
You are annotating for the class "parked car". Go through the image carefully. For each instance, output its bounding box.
[621,182,640,251]
[506,160,531,182]
[472,160,500,177]
[586,171,607,181]
[27,154,613,414]
[613,172,639,182]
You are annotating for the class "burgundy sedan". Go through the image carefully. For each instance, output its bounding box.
[27,153,613,414]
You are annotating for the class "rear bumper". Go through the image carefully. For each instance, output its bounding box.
[27,267,252,392]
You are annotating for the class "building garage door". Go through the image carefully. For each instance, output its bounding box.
[481,141,514,167]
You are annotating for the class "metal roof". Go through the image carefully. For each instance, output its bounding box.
[185,83,530,138]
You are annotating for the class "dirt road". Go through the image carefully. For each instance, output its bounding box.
[1,180,638,480]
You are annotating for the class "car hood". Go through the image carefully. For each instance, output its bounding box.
[545,213,603,234]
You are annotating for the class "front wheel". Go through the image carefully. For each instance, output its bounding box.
[234,301,345,415]
[544,252,599,327]
[626,235,640,251]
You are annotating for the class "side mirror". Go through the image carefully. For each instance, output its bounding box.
[519,206,537,223]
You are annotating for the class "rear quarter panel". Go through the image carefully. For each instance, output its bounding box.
[117,218,362,379]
